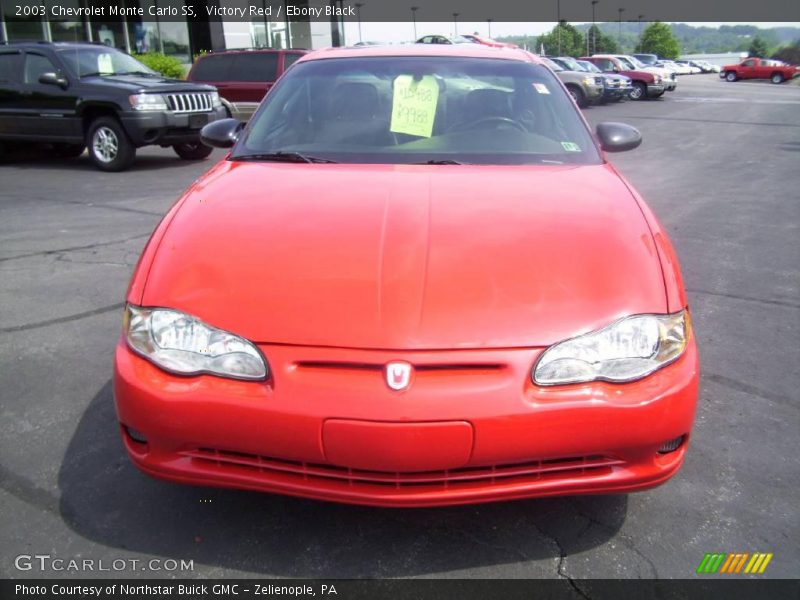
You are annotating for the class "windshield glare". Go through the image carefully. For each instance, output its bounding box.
[58,47,157,77]
[235,57,600,166]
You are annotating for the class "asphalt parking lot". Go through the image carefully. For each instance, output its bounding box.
[1,74,798,581]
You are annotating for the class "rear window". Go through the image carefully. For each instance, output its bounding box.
[192,52,278,83]
[0,52,21,83]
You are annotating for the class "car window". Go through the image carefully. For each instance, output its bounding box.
[0,52,21,83]
[191,54,231,81]
[237,56,601,166]
[742,60,755,67]
[230,53,279,82]
[57,47,156,77]
[596,59,614,71]
[24,53,58,84]
[284,53,303,69]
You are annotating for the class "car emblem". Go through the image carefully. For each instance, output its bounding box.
[385,362,413,391]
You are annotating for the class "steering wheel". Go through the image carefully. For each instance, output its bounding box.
[448,116,528,133]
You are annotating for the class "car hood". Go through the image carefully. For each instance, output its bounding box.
[141,162,667,349]
[82,74,215,93]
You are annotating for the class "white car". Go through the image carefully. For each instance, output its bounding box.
[615,55,678,90]
[675,61,702,74]
[657,60,691,75]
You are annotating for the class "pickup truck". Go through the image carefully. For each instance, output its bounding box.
[721,58,800,84]
[579,55,665,100]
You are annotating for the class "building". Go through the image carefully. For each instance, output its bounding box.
[0,0,346,62]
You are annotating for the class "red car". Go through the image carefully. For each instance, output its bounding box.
[721,57,800,84]
[114,44,699,507]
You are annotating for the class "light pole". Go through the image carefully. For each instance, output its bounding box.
[453,12,459,36]
[618,7,625,47]
[556,0,561,56]
[638,14,644,37]
[355,3,363,44]
[487,18,493,38]
[591,0,598,54]
[411,6,418,40]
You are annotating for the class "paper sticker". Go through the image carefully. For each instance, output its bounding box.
[561,141,581,152]
[97,54,114,74]
[390,75,439,138]
[533,82,550,94]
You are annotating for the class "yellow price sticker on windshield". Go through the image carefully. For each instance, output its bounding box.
[97,54,114,74]
[390,75,439,138]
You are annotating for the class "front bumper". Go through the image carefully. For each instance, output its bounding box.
[120,106,227,147]
[663,78,677,91]
[647,83,666,96]
[114,339,699,507]
[584,82,605,101]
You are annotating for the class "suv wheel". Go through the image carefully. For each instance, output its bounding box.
[629,81,646,100]
[725,71,737,82]
[770,73,784,84]
[87,117,135,172]
[173,142,214,161]
[566,85,587,108]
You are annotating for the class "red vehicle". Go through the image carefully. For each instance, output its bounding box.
[721,57,800,84]
[461,34,519,49]
[580,55,665,100]
[114,44,699,507]
[187,49,307,120]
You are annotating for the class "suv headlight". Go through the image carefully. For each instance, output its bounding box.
[210,91,222,108]
[129,93,168,111]
[582,76,595,86]
[533,311,690,386]
[124,304,268,380]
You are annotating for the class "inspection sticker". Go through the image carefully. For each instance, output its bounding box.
[390,75,439,138]
[533,82,550,94]
[561,141,581,152]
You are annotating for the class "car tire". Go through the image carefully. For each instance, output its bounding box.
[566,85,587,108]
[53,143,85,158]
[86,117,135,172]
[770,73,784,84]
[173,142,214,161]
[725,71,737,82]
[629,81,647,100]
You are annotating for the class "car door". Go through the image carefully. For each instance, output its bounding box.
[19,51,81,140]
[0,50,23,137]
[738,59,756,80]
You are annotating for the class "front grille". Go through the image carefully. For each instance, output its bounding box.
[595,76,604,85]
[182,448,624,490]
[166,92,214,113]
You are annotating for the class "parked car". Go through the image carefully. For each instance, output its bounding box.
[581,55,665,100]
[460,34,518,48]
[617,54,677,91]
[692,60,721,73]
[115,44,698,507]
[415,35,474,45]
[575,59,633,102]
[0,41,225,171]
[720,57,800,83]
[655,60,685,76]
[187,49,307,121]
[541,57,604,107]
[674,60,702,74]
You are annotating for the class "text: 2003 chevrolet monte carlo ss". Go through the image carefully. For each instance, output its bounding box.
[114,45,699,507]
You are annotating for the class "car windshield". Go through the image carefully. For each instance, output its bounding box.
[234,56,600,166]
[540,57,564,72]
[556,57,583,71]
[57,47,157,77]
[625,56,646,69]
[579,61,601,73]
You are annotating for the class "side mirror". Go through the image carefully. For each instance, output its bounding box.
[200,118,244,148]
[596,122,642,153]
[39,72,68,89]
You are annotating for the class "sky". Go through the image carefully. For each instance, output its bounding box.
[342,21,800,44]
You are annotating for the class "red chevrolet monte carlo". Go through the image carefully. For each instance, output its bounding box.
[114,45,699,507]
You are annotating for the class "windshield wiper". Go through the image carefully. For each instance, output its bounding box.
[115,70,160,77]
[80,71,110,78]
[233,152,338,164]
[414,159,465,165]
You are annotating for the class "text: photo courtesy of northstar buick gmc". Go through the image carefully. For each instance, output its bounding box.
[113,44,699,507]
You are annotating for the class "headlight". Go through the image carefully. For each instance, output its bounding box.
[129,93,168,111]
[124,304,268,381]
[533,311,690,386]
[209,91,222,107]
[582,76,594,85]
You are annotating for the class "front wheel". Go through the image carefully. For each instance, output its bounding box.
[725,71,737,82]
[87,117,135,172]
[567,85,587,108]
[629,81,647,100]
[771,73,784,84]
[173,142,214,161]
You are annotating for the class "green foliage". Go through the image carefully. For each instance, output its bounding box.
[538,21,586,57]
[133,53,186,79]
[586,25,620,55]
[748,36,769,58]
[771,40,800,65]
[637,22,680,59]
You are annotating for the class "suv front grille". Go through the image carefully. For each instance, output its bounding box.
[166,93,214,113]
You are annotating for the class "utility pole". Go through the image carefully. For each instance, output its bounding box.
[411,6,418,40]
[591,0,598,54]
[355,3,363,43]
[618,7,625,47]
[487,19,493,38]
[453,12,459,36]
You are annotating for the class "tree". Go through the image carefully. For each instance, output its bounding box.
[771,40,800,65]
[586,25,620,54]
[636,22,680,59]
[537,21,586,57]
[748,36,769,58]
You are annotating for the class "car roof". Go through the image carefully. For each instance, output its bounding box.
[296,44,540,64]
[0,41,109,50]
